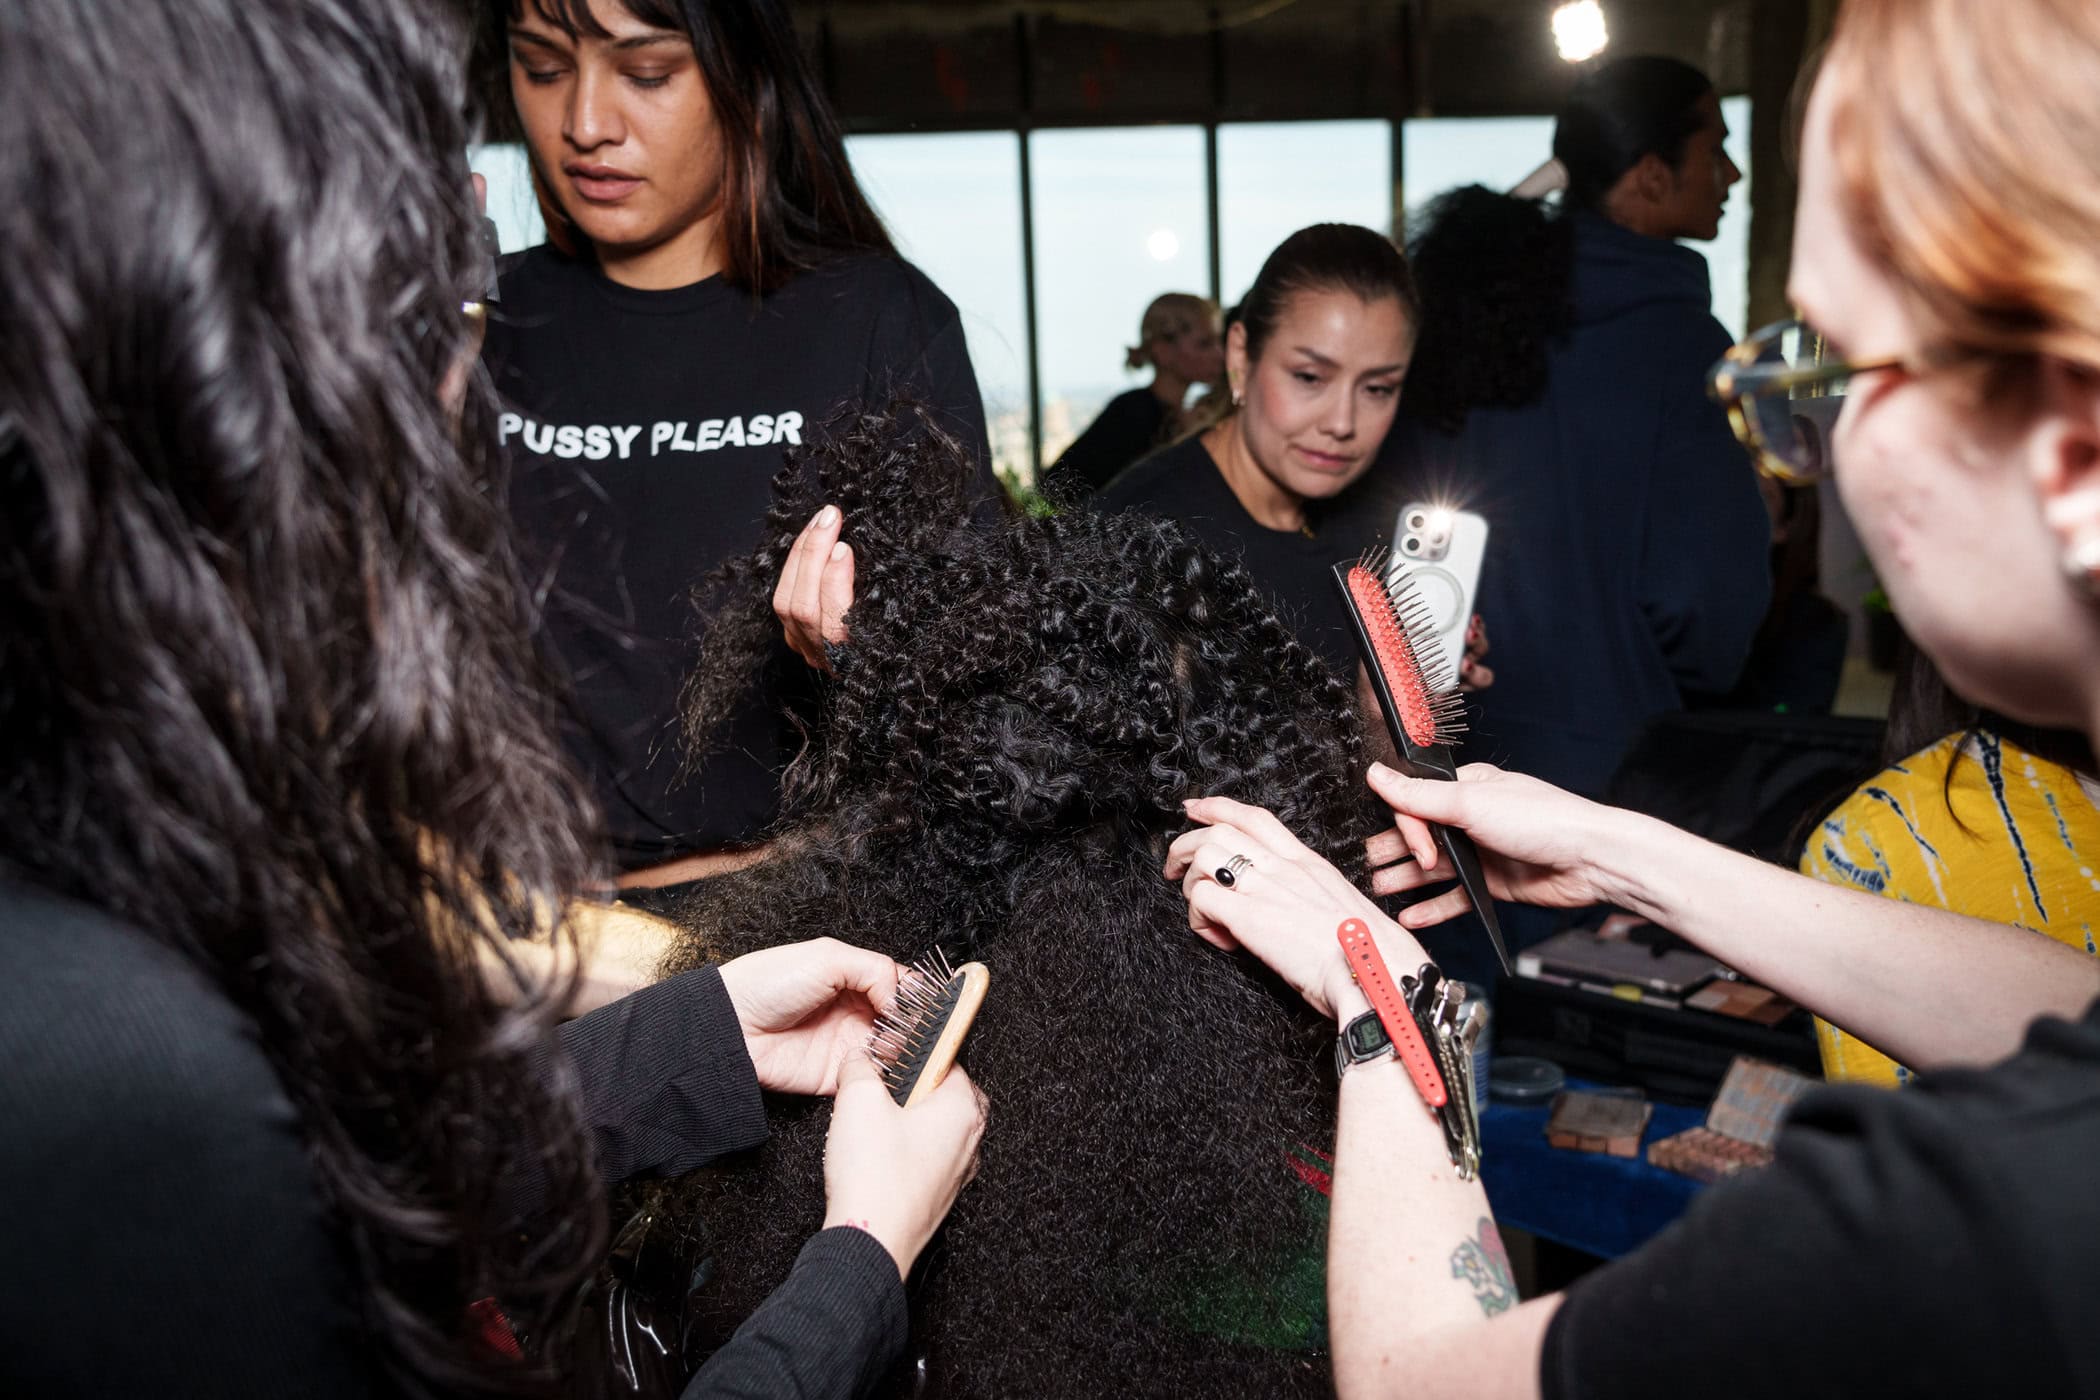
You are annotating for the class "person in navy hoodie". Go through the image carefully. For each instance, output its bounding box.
[1380,57,1771,975]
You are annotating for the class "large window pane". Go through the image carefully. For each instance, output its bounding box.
[848,133,1032,487]
[1400,104,1753,341]
[468,143,546,254]
[1219,121,1393,307]
[1708,96,1752,342]
[1030,126,1210,471]
[1399,115,1557,230]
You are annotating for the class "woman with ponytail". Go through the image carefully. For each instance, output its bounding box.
[1040,292,1224,501]
[1094,226,1475,687]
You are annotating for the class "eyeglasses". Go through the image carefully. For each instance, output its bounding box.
[1707,319,1908,482]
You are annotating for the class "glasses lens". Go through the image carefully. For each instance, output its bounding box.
[1745,323,1834,480]
[1754,393,1819,478]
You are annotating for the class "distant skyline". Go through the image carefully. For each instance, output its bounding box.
[472,100,1751,482]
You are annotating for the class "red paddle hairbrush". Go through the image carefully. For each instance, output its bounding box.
[1334,549,1511,976]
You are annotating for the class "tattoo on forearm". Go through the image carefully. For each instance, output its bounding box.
[1449,1217,1517,1316]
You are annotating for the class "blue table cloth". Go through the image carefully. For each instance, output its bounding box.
[1478,1079,1708,1259]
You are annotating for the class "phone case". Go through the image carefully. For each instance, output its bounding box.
[1388,502,1488,681]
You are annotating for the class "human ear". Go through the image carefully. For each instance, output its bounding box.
[1226,320,1250,406]
[1635,151,1675,205]
[2031,358,2100,587]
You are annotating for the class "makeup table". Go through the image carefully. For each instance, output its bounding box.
[1478,1078,1709,1260]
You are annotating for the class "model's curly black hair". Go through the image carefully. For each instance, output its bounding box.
[1399,185,1576,434]
[656,405,1378,1397]
[0,3,602,1395]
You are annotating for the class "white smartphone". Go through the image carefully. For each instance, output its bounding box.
[1388,501,1488,684]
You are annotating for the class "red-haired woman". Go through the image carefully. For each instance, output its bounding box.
[1173,1,2100,1393]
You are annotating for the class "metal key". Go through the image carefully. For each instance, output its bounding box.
[1408,964,1484,1180]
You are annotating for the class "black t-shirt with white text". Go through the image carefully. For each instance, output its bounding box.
[488,247,993,865]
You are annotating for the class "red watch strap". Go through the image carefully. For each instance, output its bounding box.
[1337,917,1448,1109]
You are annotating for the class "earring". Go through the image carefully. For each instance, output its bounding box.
[1230,383,1243,407]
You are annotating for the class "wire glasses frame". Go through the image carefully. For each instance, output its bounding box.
[1707,319,1904,482]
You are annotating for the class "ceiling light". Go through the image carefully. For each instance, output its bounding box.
[1552,1,1609,63]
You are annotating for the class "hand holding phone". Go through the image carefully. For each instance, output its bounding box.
[1389,501,1489,684]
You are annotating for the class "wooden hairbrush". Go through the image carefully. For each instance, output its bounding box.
[1334,549,1512,976]
[869,948,990,1106]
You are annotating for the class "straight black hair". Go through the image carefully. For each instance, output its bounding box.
[1554,54,1717,213]
[1885,637,2097,795]
[491,0,893,293]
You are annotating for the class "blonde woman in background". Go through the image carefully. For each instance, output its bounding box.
[1040,292,1223,500]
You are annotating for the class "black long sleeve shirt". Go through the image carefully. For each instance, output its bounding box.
[0,878,903,1398]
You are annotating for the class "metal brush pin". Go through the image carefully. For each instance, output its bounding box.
[867,947,990,1107]
[1376,552,1468,735]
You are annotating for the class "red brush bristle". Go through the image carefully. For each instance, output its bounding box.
[1344,550,1466,748]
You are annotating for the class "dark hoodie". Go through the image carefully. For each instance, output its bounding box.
[1382,211,1771,806]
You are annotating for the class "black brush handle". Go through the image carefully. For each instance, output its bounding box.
[1433,825,1512,977]
[1334,561,1511,975]
[1398,746,1512,978]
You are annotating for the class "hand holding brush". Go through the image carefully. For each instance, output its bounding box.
[1362,761,1641,923]
[717,938,990,1281]
[822,1052,986,1280]
[1334,551,1512,974]
[823,949,991,1279]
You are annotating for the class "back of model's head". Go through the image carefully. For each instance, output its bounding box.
[1237,223,1419,364]
[1553,55,1716,212]
[668,405,1366,1397]
[0,2,604,1393]
[497,0,892,290]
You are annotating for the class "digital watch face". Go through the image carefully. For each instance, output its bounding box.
[1347,1013,1391,1058]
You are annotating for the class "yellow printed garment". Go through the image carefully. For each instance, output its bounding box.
[1798,730,2100,1087]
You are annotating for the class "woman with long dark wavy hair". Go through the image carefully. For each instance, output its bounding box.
[0,2,982,1396]
[479,0,1000,898]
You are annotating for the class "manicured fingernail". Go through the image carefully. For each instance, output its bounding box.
[1367,762,1397,783]
[818,505,839,526]
[831,542,848,561]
